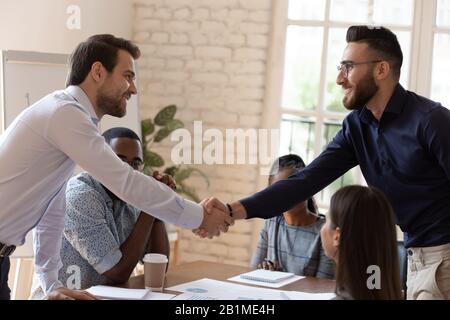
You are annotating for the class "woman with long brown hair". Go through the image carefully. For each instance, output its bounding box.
[321,185,403,299]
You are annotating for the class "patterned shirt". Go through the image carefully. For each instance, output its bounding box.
[31,172,142,297]
[251,215,335,279]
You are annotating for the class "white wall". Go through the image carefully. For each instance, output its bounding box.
[0,0,133,54]
[133,0,274,266]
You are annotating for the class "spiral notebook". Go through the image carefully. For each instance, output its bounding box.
[239,269,295,283]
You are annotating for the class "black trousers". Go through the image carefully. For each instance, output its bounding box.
[0,257,11,300]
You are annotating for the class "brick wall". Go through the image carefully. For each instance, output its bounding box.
[133,0,273,266]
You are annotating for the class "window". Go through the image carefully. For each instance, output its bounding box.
[431,0,450,108]
[267,0,446,206]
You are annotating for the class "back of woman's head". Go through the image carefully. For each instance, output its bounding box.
[329,185,402,299]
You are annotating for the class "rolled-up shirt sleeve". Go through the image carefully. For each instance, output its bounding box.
[64,186,122,275]
[45,105,203,229]
[33,183,67,294]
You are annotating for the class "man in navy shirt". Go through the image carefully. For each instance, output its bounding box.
[203,26,450,299]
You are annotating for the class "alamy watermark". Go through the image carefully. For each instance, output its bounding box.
[66,5,81,30]
[66,264,81,289]
[170,121,280,175]
[366,265,381,290]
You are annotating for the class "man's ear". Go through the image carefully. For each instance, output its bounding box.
[90,62,104,83]
[333,227,341,248]
[375,61,391,80]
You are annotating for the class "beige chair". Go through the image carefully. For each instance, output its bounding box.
[167,225,180,266]
[8,233,35,300]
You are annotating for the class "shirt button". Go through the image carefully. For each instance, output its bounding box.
[407,249,413,256]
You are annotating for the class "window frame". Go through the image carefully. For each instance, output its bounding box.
[260,0,440,206]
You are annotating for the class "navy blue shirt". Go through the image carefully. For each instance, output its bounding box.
[241,85,450,248]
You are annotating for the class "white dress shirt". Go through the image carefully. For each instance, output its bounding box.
[0,85,203,294]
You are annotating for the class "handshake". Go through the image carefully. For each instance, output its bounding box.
[153,171,244,239]
[193,197,235,239]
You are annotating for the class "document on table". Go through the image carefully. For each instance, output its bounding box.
[238,269,295,283]
[167,278,335,300]
[228,269,304,288]
[86,285,176,300]
[280,291,337,300]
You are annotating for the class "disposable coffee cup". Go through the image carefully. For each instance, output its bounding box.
[143,253,168,291]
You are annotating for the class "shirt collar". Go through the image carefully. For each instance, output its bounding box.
[65,85,99,125]
[358,84,407,124]
[384,84,407,115]
[80,173,116,207]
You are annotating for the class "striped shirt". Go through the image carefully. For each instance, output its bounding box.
[251,215,335,279]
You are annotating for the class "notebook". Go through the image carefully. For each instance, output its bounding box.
[239,269,295,283]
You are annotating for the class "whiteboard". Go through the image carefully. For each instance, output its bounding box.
[0,50,141,257]
[0,50,141,133]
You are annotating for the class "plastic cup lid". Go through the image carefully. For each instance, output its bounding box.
[143,253,168,263]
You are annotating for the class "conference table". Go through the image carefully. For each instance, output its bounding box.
[124,260,335,296]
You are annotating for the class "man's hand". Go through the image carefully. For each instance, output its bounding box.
[45,287,98,300]
[193,197,234,239]
[152,171,176,190]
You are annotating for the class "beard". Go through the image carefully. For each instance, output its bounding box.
[97,86,128,118]
[342,72,379,110]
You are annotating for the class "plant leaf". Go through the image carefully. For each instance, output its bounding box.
[163,166,178,177]
[144,150,164,167]
[155,105,176,126]
[154,127,171,142]
[142,165,154,176]
[141,119,155,137]
[154,120,184,142]
[166,119,184,131]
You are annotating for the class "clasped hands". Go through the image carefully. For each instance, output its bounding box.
[193,197,234,239]
[152,172,233,238]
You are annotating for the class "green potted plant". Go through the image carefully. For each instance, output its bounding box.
[141,104,209,202]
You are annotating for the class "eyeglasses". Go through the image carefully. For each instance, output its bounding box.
[337,60,382,78]
[118,155,144,171]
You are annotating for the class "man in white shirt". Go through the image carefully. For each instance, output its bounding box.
[0,34,233,300]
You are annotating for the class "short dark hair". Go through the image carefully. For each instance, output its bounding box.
[67,34,140,86]
[269,154,305,175]
[102,127,141,145]
[346,25,403,79]
[269,154,318,214]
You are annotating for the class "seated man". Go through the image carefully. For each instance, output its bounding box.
[32,127,171,297]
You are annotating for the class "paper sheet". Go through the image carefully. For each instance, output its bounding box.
[238,269,295,282]
[86,285,176,300]
[280,291,336,300]
[228,274,304,288]
[167,278,335,300]
[144,291,176,300]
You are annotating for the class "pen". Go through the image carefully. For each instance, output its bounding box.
[264,258,274,267]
